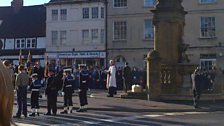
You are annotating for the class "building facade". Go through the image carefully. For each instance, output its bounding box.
[107,0,224,71]
[107,0,156,69]
[0,0,46,66]
[46,0,106,68]
[183,0,224,70]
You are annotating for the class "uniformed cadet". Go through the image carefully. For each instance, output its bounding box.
[45,69,60,116]
[60,68,74,114]
[29,73,43,117]
[77,64,89,112]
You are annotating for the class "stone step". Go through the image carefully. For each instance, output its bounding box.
[120,92,148,100]
[160,93,224,101]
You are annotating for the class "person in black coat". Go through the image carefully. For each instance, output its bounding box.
[192,67,202,108]
[33,61,44,82]
[76,64,89,112]
[45,69,62,116]
[123,62,132,92]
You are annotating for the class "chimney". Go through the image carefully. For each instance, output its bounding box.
[11,0,23,13]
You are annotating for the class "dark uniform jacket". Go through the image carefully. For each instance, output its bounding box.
[33,66,44,80]
[193,73,202,93]
[62,75,74,94]
[30,80,42,91]
[79,70,89,90]
[45,76,61,95]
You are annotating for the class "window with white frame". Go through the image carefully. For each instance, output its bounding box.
[60,9,67,20]
[31,39,36,48]
[144,19,154,40]
[91,29,99,42]
[16,39,25,49]
[144,0,156,7]
[200,54,216,70]
[113,0,127,8]
[199,0,216,4]
[113,21,127,40]
[92,7,98,19]
[26,38,36,48]
[82,8,89,19]
[101,7,104,18]
[52,31,58,45]
[200,17,216,38]
[60,31,67,45]
[82,29,89,42]
[100,29,105,43]
[52,9,58,21]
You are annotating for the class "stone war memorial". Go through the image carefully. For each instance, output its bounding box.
[146,0,224,100]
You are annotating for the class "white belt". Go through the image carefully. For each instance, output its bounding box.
[65,85,72,87]
[32,89,40,91]
[82,81,87,83]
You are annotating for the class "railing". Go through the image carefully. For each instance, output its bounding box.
[161,65,177,94]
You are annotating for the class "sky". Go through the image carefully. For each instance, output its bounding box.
[0,0,50,6]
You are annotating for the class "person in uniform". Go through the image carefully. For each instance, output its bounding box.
[29,73,43,117]
[60,68,74,114]
[76,64,89,112]
[45,69,61,116]
[14,65,30,118]
[105,60,117,97]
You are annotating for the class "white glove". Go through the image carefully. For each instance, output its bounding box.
[61,92,65,96]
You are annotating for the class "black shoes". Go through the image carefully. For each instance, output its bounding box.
[13,114,27,118]
[29,113,39,117]
[76,108,87,112]
[29,113,35,117]
[44,112,56,116]
[60,110,68,114]
[44,112,51,116]
[13,115,21,118]
[107,94,113,97]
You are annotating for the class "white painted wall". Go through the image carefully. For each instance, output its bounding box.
[3,37,46,50]
[5,39,14,49]
[46,2,106,52]
[37,37,46,48]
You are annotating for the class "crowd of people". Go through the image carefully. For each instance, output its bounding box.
[191,66,217,108]
[3,60,147,118]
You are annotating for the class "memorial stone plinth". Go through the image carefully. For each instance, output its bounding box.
[147,0,197,99]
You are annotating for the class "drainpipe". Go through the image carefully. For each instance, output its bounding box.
[105,0,108,67]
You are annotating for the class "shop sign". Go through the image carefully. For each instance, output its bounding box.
[47,52,106,58]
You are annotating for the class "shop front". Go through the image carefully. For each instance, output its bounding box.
[46,51,106,68]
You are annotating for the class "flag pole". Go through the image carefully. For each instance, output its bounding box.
[19,49,22,65]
